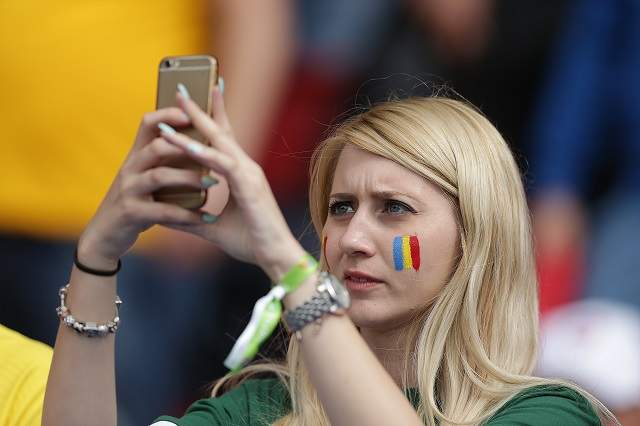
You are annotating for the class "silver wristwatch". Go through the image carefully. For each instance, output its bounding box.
[284,271,351,339]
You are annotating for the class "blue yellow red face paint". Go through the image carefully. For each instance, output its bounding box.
[393,235,421,271]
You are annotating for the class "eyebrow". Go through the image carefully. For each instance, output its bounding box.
[329,190,421,204]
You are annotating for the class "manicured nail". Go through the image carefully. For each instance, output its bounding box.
[177,83,191,100]
[202,213,218,223]
[188,142,204,155]
[218,77,225,94]
[201,175,219,188]
[158,122,176,135]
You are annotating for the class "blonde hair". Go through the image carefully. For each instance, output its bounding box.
[213,96,618,425]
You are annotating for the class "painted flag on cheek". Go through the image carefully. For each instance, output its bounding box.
[393,235,420,271]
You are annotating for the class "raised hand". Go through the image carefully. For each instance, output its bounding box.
[158,85,305,281]
[77,107,212,269]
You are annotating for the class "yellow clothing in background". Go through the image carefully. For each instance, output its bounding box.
[0,0,208,241]
[0,325,53,426]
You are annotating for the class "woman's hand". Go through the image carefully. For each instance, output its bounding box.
[158,86,306,281]
[77,107,210,269]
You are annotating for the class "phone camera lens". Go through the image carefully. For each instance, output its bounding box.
[163,59,176,68]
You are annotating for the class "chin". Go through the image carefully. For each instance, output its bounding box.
[346,301,408,331]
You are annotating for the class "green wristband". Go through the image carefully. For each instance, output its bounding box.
[224,285,285,371]
[223,253,318,371]
[277,253,318,293]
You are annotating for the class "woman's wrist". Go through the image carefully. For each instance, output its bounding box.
[260,239,308,284]
[261,240,320,310]
[77,233,120,272]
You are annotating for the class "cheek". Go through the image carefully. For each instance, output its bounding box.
[392,234,421,272]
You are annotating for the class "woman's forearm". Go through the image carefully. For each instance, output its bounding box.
[43,258,119,426]
[41,102,217,426]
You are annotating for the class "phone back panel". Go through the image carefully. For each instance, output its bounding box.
[154,55,218,209]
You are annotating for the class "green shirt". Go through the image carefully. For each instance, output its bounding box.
[153,379,600,426]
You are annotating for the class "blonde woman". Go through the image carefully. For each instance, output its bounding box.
[43,84,616,426]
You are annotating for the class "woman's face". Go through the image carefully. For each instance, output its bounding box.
[323,145,460,331]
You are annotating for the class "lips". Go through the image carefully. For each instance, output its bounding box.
[343,269,384,291]
[344,270,383,282]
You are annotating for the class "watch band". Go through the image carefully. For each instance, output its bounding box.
[283,271,350,340]
[284,291,333,336]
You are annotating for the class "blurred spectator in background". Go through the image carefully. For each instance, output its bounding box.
[530,3,640,421]
[0,1,293,424]
[0,324,52,426]
[529,0,640,315]
[537,299,640,425]
[357,0,569,154]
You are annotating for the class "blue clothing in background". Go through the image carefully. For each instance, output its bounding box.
[529,0,640,309]
[530,0,640,196]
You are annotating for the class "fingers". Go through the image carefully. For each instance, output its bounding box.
[175,85,240,155]
[211,86,231,130]
[122,199,206,227]
[133,107,191,151]
[158,123,235,176]
[124,137,185,173]
[121,166,208,196]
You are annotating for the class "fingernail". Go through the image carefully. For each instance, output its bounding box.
[202,213,218,223]
[201,175,219,188]
[158,122,176,135]
[218,77,225,94]
[188,142,204,155]
[177,83,191,100]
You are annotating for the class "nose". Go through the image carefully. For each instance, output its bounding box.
[338,212,376,258]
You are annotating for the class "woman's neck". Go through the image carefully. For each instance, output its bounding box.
[359,326,417,389]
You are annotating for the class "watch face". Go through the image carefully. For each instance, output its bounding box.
[325,273,351,309]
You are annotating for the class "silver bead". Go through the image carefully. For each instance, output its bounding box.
[56,283,122,338]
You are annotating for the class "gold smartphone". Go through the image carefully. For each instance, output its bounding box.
[153,55,219,209]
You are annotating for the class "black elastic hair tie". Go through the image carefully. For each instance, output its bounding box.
[73,248,121,276]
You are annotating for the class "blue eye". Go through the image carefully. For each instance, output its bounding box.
[384,200,414,215]
[328,201,355,216]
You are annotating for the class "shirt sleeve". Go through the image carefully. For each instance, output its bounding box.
[486,385,601,426]
[151,378,289,426]
[0,328,53,426]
